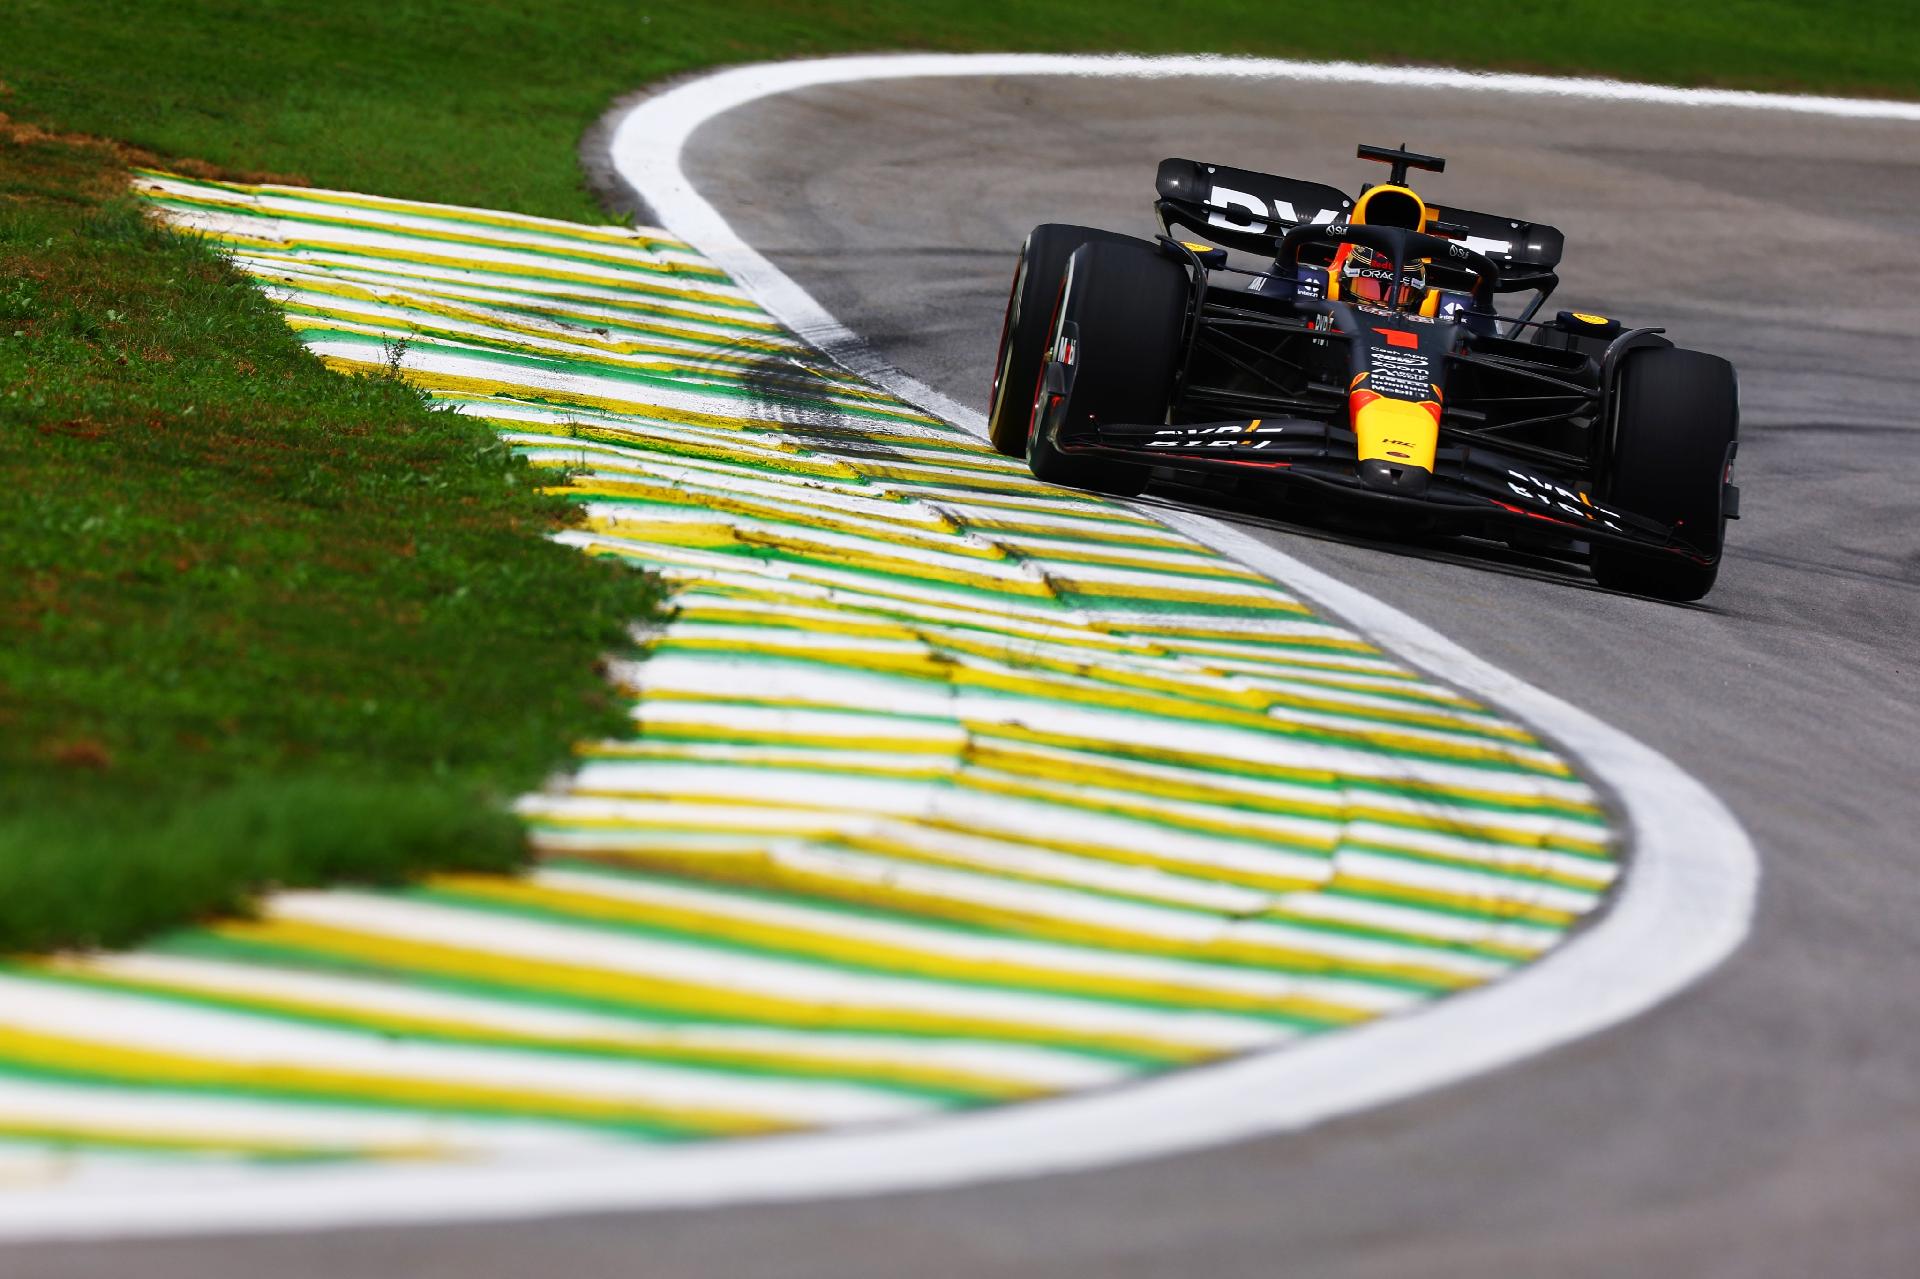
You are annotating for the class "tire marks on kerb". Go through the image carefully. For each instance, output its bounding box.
[0,53,1768,1235]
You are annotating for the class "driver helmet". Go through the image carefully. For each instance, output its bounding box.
[1339,243,1426,307]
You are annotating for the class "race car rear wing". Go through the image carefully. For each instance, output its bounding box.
[1154,157,1565,288]
[1156,159,1353,256]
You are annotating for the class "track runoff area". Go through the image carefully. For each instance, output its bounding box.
[4,53,1836,1240]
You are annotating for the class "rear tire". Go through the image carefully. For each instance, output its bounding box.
[1027,240,1188,496]
[1591,347,1738,602]
[988,224,1146,457]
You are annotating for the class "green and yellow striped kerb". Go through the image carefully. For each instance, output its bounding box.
[0,172,1618,1177]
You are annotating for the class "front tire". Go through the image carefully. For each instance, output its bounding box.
[988,224,1146,457]
[1591,346,1738,602]
[1026,239,1188,495]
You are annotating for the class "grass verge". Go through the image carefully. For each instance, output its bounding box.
[0,125,658,951]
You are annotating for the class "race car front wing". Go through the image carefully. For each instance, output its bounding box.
[1081,417,1727,564]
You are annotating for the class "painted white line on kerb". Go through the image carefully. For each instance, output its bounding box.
[0,53,1763,1242]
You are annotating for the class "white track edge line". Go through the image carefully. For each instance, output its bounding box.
[0,52,1761,1242]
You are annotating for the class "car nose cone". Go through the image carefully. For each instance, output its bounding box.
[1358,458,1432,495]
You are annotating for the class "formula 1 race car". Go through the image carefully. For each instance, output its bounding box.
[988,143,1740,601]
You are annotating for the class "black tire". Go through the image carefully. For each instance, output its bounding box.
[1591,346,1738,602]
[987,224,1145,457]
[1026,240,1187,495]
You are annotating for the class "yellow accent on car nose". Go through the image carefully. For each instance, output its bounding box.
[1353,397,1439,472]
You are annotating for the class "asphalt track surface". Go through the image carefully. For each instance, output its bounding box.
[17,72,1920,1279]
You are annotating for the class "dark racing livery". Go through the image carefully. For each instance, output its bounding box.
[988,144,1741,601]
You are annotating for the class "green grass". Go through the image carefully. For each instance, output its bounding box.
[0,0,1906,952]
[0,129,658,950]
[1,1,1914,224]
